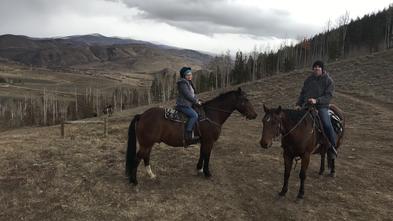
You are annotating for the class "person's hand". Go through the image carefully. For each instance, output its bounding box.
[308,98,317,105]
[294,105,301,110]
[196,100,203,106]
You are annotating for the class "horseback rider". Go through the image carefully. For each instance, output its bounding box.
[176,67,202,145]
[295,60,337,159]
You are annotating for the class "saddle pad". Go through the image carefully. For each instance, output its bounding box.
[328,109,343,134]
[164,108,187,123]
[164,107,207,123]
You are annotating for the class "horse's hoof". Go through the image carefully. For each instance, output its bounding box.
[329,172,336,178]
[204,171,212,178]
[278,191,286,197]
[130,181,138,186]
[197,169,203,174]
[297,194,304,199]
[129,178,138,185]
[295,197,304,204]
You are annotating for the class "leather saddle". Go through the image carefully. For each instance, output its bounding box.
[309,107,343,136]
[164,106,206,146]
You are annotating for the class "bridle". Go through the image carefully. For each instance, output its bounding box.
[265,109,311,140]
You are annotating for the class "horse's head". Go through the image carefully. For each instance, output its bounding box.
[234,87,257,120]
[260,105,283,149]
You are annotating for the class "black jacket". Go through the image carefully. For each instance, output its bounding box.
[296,72,334,109]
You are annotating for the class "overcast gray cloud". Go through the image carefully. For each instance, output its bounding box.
[120,0,318,38]
[0,0,392,54]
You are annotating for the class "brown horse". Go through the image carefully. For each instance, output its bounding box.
[259,104,345,199]
[126,88,257,185]
[103,104,113,117]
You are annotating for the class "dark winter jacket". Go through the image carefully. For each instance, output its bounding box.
[296,72,334,109]
[176,78,197,107]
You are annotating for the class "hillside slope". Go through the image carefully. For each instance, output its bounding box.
[0,49,392,220]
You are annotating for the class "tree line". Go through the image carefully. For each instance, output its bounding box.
[211,5,393,85]
[1,5,392,130]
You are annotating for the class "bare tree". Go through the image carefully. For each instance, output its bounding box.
[251,45,258,80]
[386,6,393,49]
[323,18,332,60]
[337,11,350,57]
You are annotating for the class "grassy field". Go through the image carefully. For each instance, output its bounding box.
[1,49,393,220]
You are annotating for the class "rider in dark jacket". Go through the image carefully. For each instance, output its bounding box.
[176,67,202,145]
[295,60,337,159]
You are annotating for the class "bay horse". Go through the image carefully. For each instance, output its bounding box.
[126,88,257,185]
[259,104,345,199]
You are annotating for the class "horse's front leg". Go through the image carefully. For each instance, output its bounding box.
[201,142,213,178]
[196,145,204,173]
[298,153,311,199]
[329,158,336,177]
[279,152,293,196]
[319,152,325,175]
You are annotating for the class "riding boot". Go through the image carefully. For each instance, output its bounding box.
[185,131,199,147]
[327,146,337,160]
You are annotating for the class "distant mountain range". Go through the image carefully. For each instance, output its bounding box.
[0,34,212,73]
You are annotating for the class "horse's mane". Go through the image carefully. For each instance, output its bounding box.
[282,109,309,125]
[203,90,239,106]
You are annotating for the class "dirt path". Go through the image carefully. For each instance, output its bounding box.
[336,90,393,116]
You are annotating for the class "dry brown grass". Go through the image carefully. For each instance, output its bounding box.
[1,50,393,220]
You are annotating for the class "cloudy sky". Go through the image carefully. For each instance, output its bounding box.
[0,0,391,54]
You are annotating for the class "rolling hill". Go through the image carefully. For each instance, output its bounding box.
[0,34,211,72]
[1,48,393,220]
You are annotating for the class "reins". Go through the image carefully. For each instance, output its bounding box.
[203,105,233,114]
[280,110,311,137]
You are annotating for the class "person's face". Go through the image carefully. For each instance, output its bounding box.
[185,73,192,80]
[313,65,322,76]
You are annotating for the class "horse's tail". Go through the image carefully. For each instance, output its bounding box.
[329,104,345,149]
[125,114,141,177]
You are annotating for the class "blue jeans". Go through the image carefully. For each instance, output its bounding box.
[318,108,337,152]
[176,106,198,132]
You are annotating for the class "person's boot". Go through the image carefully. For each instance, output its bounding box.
[184,131,199,147]
[328,146,337,160]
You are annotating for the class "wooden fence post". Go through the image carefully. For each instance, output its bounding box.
[61,122,65,138]
[104,117,108,137]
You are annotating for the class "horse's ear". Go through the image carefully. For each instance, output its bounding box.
[263,104,268,113]
[237,87,242,93]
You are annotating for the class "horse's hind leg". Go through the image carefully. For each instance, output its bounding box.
[143,146,156,179]
[130,146,151,184]
[279,152,293,197]
[196,146,204,173]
